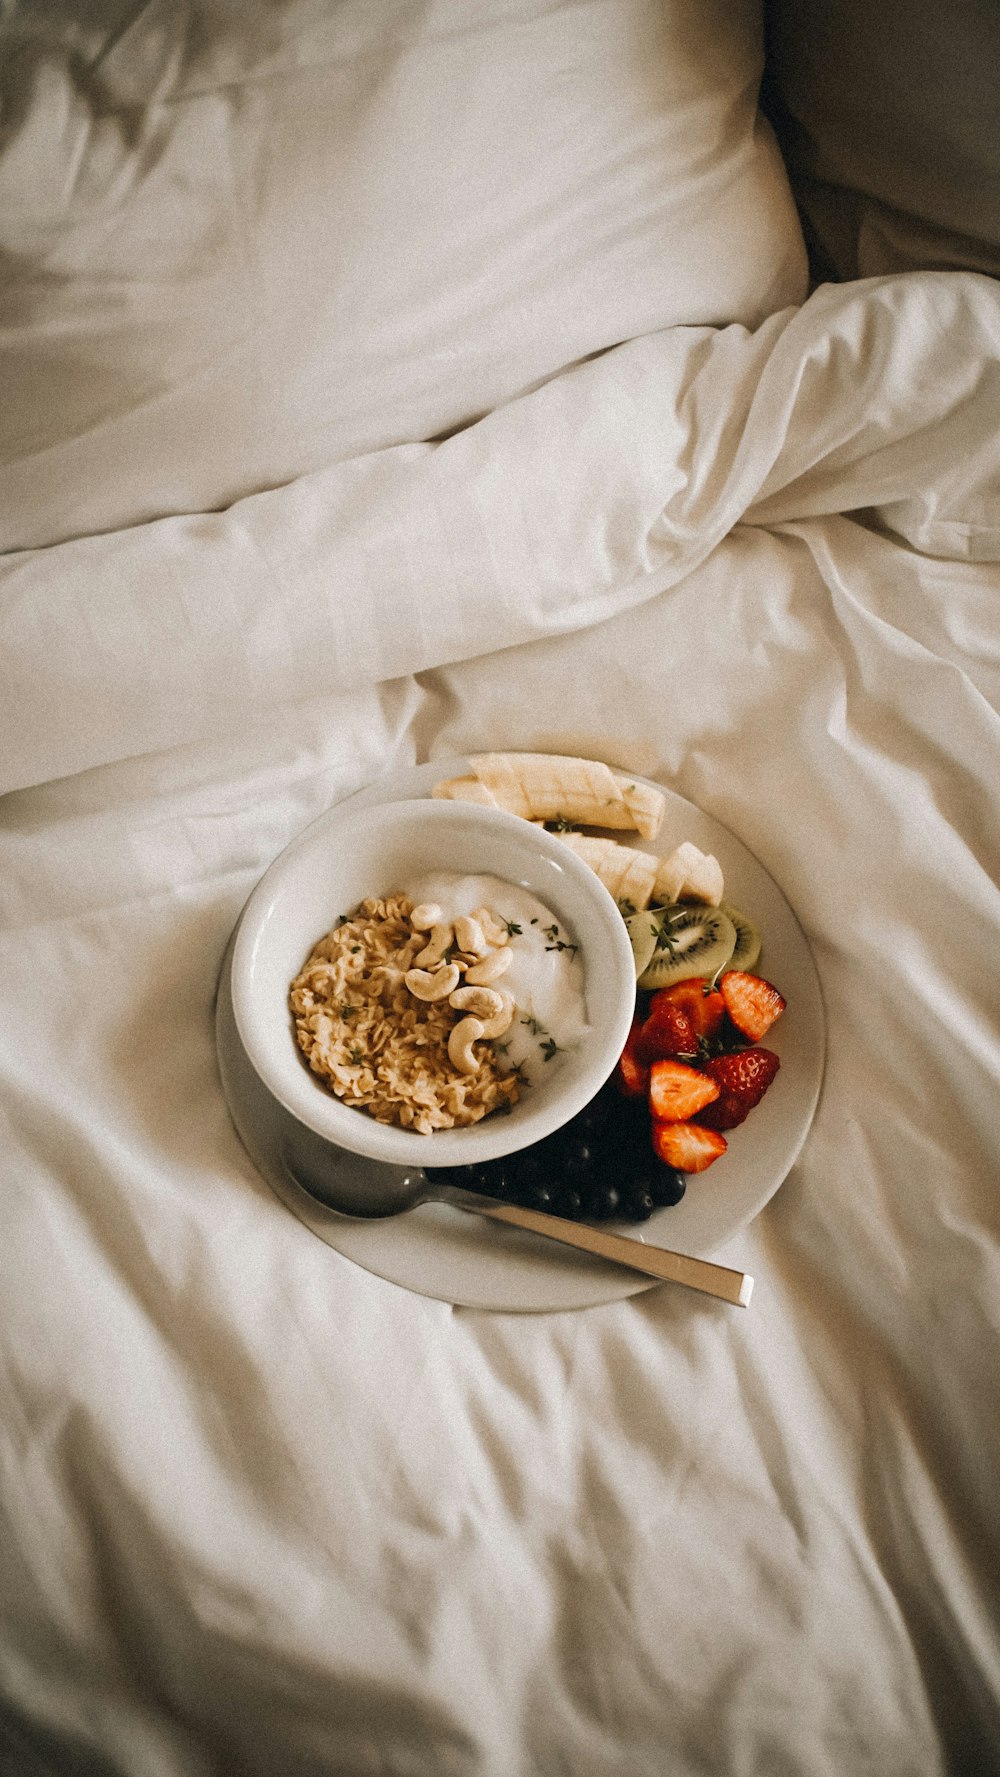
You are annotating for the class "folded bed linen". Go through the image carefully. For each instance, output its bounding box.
[3,269,999,794]
[3,265,1000,1775]
[0,0,807,552]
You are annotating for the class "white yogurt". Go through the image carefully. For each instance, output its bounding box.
[404,870,590,1087]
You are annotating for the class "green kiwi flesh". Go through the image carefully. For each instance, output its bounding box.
[636,905,737,990]
[719,903,762,973]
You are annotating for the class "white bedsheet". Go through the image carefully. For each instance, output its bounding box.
[3,270,1000,1775]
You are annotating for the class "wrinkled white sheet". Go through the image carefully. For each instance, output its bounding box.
[0,0,806,552]
[3,271,1000,1775]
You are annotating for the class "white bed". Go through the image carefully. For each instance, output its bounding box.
[3,3,999,1773]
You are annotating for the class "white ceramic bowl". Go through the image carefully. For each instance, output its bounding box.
[230,796,636,1169]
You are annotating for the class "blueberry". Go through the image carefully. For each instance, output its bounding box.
[527,1182,555,1213]
[562,1138,597,1181]
[482,1166,516,1200]
[554,1188,584,1222]
[619,1188,656,1223]
[586,1182,621,1222]
[506,1146,546,1189]
[648,1168,686,1208]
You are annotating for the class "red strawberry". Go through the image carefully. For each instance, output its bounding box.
[651,1119,727,1173]
[698,1048,780,1130]
[719,971,786,1042]
[649,977,726,1045]
[613,1015,651,1099]
[635,997,698,1063]
[648,1058,721,1122]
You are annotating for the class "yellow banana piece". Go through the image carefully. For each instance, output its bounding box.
[657,842,724,906]
[432,753,665,839]
[431,774,498,807]
[554,833,660,910]
[557,834,724,909]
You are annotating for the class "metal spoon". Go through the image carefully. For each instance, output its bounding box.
[282,1144,753,1308]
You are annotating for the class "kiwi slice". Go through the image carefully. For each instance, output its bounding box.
[624,907,662,981]
[720,903,762,973]
[636,905,737,990]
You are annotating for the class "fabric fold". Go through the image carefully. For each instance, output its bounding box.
[2,271,999,794]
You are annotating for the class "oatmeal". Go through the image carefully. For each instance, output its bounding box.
[289,893,520,1134]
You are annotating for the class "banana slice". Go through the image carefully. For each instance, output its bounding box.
[656,841,724,907]
[553,832,659,910]
[431,775,500,808]
[432,753,665,839]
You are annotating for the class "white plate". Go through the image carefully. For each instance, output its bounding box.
[216,758,826,1312]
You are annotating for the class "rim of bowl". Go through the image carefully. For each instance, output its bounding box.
[229,797,637,1166]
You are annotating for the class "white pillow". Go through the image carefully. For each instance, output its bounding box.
[0,0,807,550]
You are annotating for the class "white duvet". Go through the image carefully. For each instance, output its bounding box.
[3,268,1000,1775]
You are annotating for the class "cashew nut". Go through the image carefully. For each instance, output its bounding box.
[414,922,453,967]
[405,963,461,1002]
[448,1016,484,1074]
[449,985,505,1022]
[454,915,488,958]
[410,903,444,932]
[464,946,513,986]
[480,990,514,1039]
[475,907,510,947]
[447,987,513,1040]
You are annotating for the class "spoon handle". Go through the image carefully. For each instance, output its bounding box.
[470,1200,753,1306]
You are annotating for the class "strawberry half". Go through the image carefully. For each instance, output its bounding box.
[613,1015,651,1099]
[719,971,786,1042]
[648,1058,720,1122]
[649,977,726,1045]
[651,1119,727,1173]
[635,997,698,1063]
[698,1048,780,1130]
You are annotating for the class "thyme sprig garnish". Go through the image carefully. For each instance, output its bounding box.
[520,1014,561,1063]
[542,922,578,957]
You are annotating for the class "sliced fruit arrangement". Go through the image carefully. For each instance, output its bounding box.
[439,966,788,1230]
[431,752,725,913]
[432,752,666,839]
[619,970,786,1181]
[556,832,724,911]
